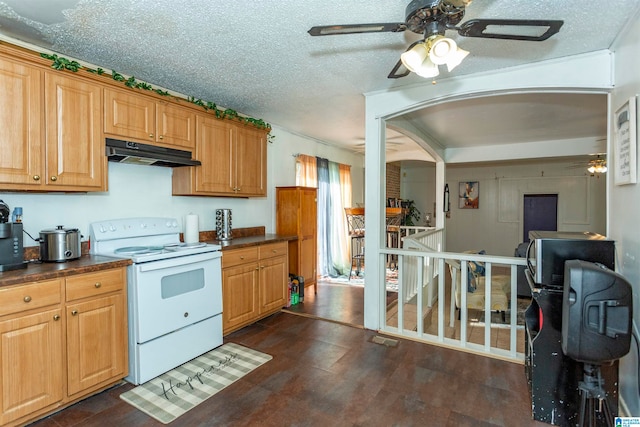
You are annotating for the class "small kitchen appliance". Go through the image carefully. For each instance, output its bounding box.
[0,200,27,271]
[89,217,223,385]
[38,225,82,262]
[215,208,232,240]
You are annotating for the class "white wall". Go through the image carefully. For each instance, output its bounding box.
[610,8,640,416]
[401,161,436,225]
[0,125,363,248]
[399,159,606,256]
[444,160,607,256]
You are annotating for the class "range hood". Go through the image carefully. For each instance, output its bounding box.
[105,138,201,167]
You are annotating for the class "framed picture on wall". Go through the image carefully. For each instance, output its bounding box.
[459,181,479,209]
[614,96,637,185]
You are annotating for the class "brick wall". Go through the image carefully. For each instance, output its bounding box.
[386,162,401,200]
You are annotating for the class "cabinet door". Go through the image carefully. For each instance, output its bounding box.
[0,57,43,188]
[222,263,259,334]
[45,72,105,190]
[194,115,234,194]
[0,308,63,425]
[235,126,266,196]
[299,237,317,287]
[300,189,318,286]
[156,102,196,149]
[66,294,127,396]
[104,88,155,142]
[259,255,288,315]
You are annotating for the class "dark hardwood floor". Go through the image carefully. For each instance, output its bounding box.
[29,282,545,427]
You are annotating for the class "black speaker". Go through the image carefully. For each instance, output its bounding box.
[561,259,633,364]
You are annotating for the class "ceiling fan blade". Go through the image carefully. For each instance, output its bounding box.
[456,19,564,41]
[308,23,406,36]
[388,58,411,79]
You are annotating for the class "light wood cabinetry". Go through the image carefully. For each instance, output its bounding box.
[104,87,196,150]
[0,279,63,426]
[0,55,43,187]
[276,187,318,293]
[221,242,288,335]
[0,54,106,192]
[44,72,106,191]
[258,243,289,315]
[172,114,267,197]
[0,268,127,426]
[65,269,127,397]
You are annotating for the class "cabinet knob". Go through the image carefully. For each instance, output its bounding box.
[272,249,277,253]
[240,256,244,260]
[53,314,60,321]
[71,310,78,316]
[50,176,58,182]
[149,133,154,138]
[94,282,102,288]
[23,295,32,303]
[159,135,164,140]
[33,175,41,181]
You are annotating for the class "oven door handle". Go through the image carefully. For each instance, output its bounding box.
[137,251,221,272]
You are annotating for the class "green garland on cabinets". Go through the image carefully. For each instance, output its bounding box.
[40,53,273,137]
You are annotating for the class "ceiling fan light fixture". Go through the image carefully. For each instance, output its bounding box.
[428,36,457,65]
[400,43,429,72]
[415,58,440,78]
[587,158,607,174]
[445,46,469,71]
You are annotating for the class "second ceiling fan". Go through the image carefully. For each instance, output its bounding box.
[308,0,564,79]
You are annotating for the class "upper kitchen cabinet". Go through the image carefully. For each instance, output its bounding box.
[0,53,106,192]
[0,54,43,187]
[104,88,196,150]
[172,114,267,197]
[44,72,106,191]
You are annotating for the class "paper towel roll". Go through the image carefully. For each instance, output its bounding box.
[184,213,199,244]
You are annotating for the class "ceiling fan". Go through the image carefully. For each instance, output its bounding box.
[308,0,564,79]
[568,154,608,175]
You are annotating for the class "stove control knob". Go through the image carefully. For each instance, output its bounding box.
[184,312,189,318]
[99,225,107,233]
[140,222,148,229]
[109,224,117,232]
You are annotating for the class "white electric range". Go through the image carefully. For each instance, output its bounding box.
[89,217,223,385]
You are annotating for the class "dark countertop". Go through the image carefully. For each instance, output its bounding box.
[1,234,295,288]
[206,233,297,250]
[0,256,132,288]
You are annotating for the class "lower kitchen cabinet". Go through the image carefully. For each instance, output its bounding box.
[0,305,63,426]
[0,267,128,426]
[222,242,288,335]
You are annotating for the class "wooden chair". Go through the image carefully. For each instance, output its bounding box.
[345,207,365,278]
[385,207,403,269]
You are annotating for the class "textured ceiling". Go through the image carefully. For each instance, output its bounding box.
[1,0,639,161]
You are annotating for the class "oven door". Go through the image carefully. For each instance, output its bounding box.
[130,251,222,343]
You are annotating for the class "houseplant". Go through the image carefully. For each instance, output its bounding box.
[401,200,421,226]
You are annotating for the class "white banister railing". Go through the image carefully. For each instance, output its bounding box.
[379,247,528,363]
[400,228,442,305]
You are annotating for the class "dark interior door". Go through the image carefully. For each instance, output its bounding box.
[523,194,558,242]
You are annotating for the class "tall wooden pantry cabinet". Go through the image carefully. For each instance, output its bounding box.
[276,187,318,293]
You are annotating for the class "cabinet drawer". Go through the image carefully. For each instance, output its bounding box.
[0,279,62,317]
[259,242,287,260]
[66,268,125,302]
[222,247,258,269]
